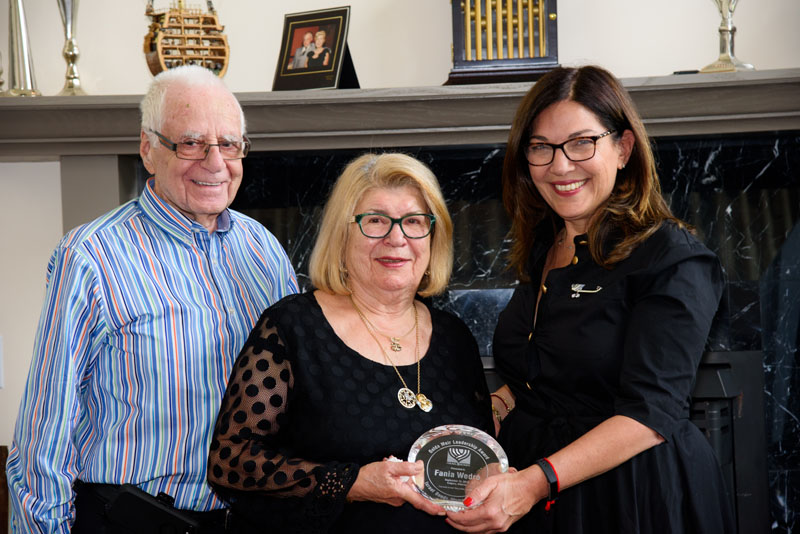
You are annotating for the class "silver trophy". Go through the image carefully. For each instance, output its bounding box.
[0,50,5,94]
[700,0,754,73]
[6,0,40,96]
[57,0,87,95]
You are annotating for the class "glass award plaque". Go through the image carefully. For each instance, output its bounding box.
[407,424,508,511]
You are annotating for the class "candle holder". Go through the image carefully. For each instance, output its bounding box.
[7,0,40,96]
[57,0,87,95]
[0,50,5,94]
[700,0,754,73]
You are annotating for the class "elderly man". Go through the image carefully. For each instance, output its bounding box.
[6,65,298,533]
[289,30,315,69]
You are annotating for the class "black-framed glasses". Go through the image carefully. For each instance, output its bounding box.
[525,130,616,166]
[352,213,436,239]
[149,129,251,160]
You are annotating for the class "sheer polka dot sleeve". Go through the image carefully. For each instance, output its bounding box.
[208,309,359,506]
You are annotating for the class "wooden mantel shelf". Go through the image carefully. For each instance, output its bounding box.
[1,68,798,161]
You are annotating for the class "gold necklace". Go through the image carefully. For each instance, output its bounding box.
[351,302,416,352]
[350,295,432,412]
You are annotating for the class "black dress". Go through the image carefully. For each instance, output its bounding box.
[307,47,331,68]
[209,292,493,533]
[494,223,735,533]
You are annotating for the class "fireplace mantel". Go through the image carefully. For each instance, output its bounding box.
[1,68,799,161]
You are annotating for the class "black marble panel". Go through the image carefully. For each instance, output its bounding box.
[761,225,800,534]
[772,470,800,534]
[231,130,799,531]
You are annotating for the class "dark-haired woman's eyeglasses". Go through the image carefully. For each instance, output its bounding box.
[525,130,616,166]
[352,213,436,239]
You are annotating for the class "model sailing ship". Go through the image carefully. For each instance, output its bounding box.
[143,0,230,76]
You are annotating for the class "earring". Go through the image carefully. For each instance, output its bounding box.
[340,265,351,291]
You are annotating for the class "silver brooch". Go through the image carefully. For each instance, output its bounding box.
[570,284,603,298]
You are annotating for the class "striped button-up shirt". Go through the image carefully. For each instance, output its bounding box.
[6,179,298,533]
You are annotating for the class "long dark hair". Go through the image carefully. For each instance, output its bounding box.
[502,65,684,280]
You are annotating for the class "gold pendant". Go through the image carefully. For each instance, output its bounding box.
[389,338,402,352]
[398,387,416,409]
[416,393,433,412]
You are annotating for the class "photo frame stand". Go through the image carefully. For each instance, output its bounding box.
[273,6,358,91]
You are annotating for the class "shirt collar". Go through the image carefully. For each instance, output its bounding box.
[528,221,590,273]
[139,178,233,244]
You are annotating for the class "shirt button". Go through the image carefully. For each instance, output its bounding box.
[572,256,579,265]
[541,283,548,294]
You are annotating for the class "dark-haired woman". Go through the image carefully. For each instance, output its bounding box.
[447,66,734,534]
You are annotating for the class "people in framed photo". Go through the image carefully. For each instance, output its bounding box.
[288,30,316,70]
[273,6,354,91]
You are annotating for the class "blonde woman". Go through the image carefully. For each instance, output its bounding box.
[209,153,493,533]
[307,30,331,67]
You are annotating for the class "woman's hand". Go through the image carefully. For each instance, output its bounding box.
[492,414,501,438]
[347,459,445,517]
[445,467,541,534]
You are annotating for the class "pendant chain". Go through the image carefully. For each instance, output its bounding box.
[350,295,431,411]
[351,300,415,352]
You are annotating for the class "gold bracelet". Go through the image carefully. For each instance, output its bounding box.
[491,393,511,412]
[491,404,503,423]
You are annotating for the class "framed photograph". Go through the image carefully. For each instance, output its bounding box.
[272,6,355,91]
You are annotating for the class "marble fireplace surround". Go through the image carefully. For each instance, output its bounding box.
[2,69,800,531]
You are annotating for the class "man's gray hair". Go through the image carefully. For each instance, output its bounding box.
[139,65,246,136]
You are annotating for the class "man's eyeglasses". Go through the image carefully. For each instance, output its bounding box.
[352,213,436,239]
[525,130,616,166]
[149,130,251,160]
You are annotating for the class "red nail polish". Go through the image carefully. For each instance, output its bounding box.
[463,497,473,507]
